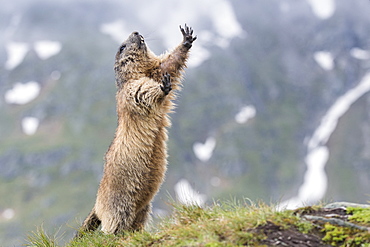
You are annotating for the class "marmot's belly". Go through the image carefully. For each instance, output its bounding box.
[102,167,165,213]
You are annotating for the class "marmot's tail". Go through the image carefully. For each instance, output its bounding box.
[75,209,101,238]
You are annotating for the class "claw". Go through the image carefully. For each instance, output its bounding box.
[180,25,185,35]
[180,24,196,49]
[160,73,172,95]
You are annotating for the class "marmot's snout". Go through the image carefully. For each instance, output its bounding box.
[128,32,145,48]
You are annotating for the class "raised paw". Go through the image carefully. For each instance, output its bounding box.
[180,24,197,49]
[160,73,172,95]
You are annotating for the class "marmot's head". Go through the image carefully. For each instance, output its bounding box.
[114,32,148,88]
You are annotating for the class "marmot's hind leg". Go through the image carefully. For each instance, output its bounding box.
[101,205,151,234]
[132,204,151,231]
[75,209,101,238]
[101,209,136,234]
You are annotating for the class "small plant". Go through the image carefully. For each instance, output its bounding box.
[26,226,59,247]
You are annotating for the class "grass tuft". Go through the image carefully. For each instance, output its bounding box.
[26,226,60,247]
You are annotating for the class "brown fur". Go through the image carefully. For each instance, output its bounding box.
[76,25,196,236]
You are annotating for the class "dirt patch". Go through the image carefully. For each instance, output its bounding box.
[256,221,329,247]
[253,206,370,246]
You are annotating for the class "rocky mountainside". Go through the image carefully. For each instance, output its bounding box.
[1,0,370,245]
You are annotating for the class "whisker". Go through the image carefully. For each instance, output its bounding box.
[143,28,159,38]
[144,37,160,42]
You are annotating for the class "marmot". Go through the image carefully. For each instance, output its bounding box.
[77,25,196,236]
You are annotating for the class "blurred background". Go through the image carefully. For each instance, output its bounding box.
[1,0,370,245]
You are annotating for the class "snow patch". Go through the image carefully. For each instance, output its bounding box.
[209,0,245,48]
[193,137,216,162]
[188,45,211,68]
[22,117,39,135]
[174,179,206,206]
[314,51,334,70]
[298,147,329,202]
[34,40,62,60]
[4,42,29,70]
[4,40,62,68]
[5,81,41,105]
[350,48,370,60]
[306,0,335,19]
[100,20,130,44]
[280,72,370,210]
[1,208,15,220]
[235,105,256,124]
[308,73,370,151]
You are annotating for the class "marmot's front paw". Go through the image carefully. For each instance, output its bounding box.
[180,24,197,49]
[160,73,172,95]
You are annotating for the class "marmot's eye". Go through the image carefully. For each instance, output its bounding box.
[120,45,126,53]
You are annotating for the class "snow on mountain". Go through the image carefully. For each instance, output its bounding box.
[174,179,206,206]
[4,42,29,70]
[306,0,335,19]
[314,51,334,70]
[350,48,370,60]
[235,105,256,124]
[22,117,39,135]
[308,73,370,151]
[206,0,245,48]
[280,72,370,209]
[4,40,62,69]
[4,81,41,105]
[0,208,15,221]
[299,147,328,201]
[33,40,62,60]
[188,45,211,68]
[193,137,216,162]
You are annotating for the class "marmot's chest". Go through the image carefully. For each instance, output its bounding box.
[108,116,164,158]
[145,66,163,81]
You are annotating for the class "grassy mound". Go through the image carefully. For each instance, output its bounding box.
[26,201,370,246]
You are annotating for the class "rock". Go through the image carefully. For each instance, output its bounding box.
[324,202,370,209]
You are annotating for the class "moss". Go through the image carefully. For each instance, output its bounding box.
[321,223,349,246]
[347,207,370,224]
[321,222,370,246]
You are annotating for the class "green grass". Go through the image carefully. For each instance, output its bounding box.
[25,200,370,247]
[27,226,60,247]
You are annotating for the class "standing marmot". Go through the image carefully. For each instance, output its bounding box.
[77,25,196,235]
